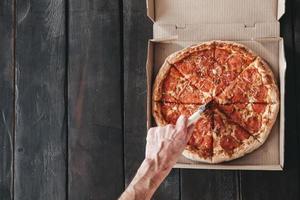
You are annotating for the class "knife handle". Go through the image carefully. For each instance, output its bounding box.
[187,105,206,127]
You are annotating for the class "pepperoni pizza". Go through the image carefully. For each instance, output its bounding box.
[152,41,279,163]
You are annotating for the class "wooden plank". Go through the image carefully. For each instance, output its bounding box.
[239,0,300,199]
[0,0,14,199]
[181,170,239,200]
[67,1,124,199]
[122,0,181,199]
[14,0,67,199]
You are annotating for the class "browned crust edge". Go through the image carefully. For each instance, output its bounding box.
[152,61,172,102]
[166,41,215,64]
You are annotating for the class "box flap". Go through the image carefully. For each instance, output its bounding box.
[153,23,280,41]
[278,0,286,20]
[147,0,285,26]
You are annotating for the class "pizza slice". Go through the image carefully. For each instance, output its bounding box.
[212,108,261,163]
[183,109,214,163]
[217,103,279,143]
[215,58,279,104]
[178,83,212,104]
[212,41,257,95]
[152,63,211,104]
[152,101,214,162]
[152,64,189,102]
[152,101,199,126]
[168,41,216,96]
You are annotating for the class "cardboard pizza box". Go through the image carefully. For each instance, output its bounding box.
[145,0,286,170]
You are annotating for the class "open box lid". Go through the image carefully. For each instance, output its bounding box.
[147,0,285,40]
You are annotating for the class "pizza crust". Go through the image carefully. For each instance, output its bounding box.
[152,101,168,126]
[255,58,277,84]
[182,149,212,163]
[255,58,280,104]
[214,40,258,59]
[248,57,280,104]
[254,103,280,144]
[152,61,172,102]
[267,84,280,104]
[212,136,262,163]
[166,41,215,65]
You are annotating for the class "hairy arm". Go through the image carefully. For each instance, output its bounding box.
[119,116,194,200]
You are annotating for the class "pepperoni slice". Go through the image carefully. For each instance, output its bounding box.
[220,135,240,151]
[188,135,196,146]
[195,118,211,133]
[238,80,249,91]
[265,74,274,84]
[163,75,176,91]
[165,112,179,125]
[200,135,213,158]
[231,111,243,123]
[199,79,214,93]
[235,103,247,109]
[234,127,251,141]
[222,71,236,84]
[163,96,178,103]
[246,116,262,132]
[214,114,225,130]
[252,104,267,114]
[254,85,268,102]
[179,107,193,117]
[219,105,235,114]
[231,87,248,103]
[197,49,214,58]
[179,85,208,104]
[200,57,215,69]
[179,93,201,104]
[241,68,259,83]
[201,135,213,149]
[174,60,195,76]
[163,68,186,97]
[215,49,230,64]
[215,84,225,96]
[161,103,180,124]
[169,67,183,77]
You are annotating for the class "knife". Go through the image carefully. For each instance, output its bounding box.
[187,103,209,127]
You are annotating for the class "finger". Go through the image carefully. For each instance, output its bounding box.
[146,127,156,141]
[164,124,175,139]
[176,115,187,132]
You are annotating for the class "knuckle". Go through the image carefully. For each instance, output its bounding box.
[166,124,174,129]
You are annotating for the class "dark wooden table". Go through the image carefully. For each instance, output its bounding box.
[0,0,299,199]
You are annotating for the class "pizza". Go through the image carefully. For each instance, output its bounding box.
[152,41,280,163]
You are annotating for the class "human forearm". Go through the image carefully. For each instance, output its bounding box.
[119,116,194,199]
[119,158,172,200]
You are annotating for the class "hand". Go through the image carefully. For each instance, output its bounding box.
[119,116,194,200]
[145,115,195,171]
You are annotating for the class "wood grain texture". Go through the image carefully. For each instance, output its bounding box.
[181,170,239,200]
[240,0,300,199]
[68,1,124,199]
[122,0,181,199]
[0,0,14,199]
[14,0,67,199]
